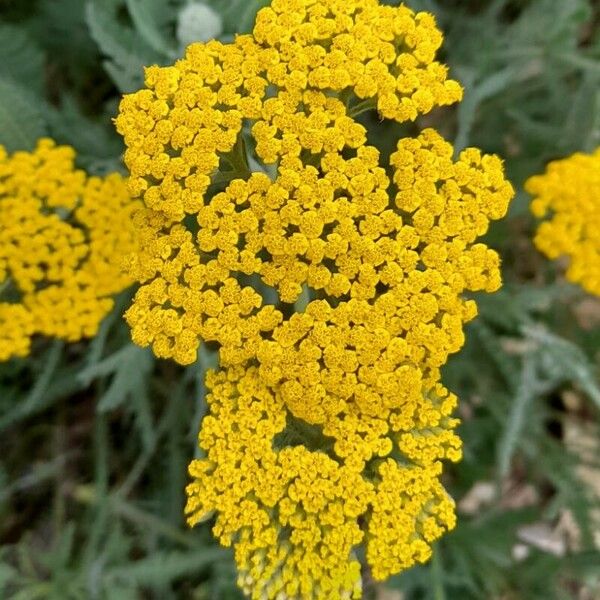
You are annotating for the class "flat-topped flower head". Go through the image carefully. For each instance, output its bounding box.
[252,0,463,121]
[115,1,470,366]
[0,139,140,360]
[186,365,458,600]
[527,149,600,297]
[116,0,514,596]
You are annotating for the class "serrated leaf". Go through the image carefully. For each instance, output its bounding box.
[561,70,600,152]
[102,61,142,96]
[454,65,519,152]
[497,355,538,479]
[0,341,63,431]
[78,344,153,412]
[0,77,47,152]
[471,321,519,389]
[84,293,130,370]
[507,0,590,52]
[506,108,562,144]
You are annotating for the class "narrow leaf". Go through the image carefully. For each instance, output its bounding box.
[105,549,224,587]
[497,355,537,478]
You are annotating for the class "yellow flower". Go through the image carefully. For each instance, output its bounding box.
[253,0,462,122]
[116,0,514,596]
[527,149,600,297]
[186,365,457,600]
[0,303,34,361]
[0,139,140,359]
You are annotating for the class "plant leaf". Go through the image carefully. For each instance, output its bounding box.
[0,77,47,152]
[0,24,44,93]
[497,355,538,478]
[524,325,600,409]
[125,0,178,58]
[105,549,224,587]
[86,0,165,92]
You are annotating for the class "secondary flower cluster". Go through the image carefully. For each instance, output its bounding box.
[527,148,600,297]
[117,0,514,597]
[0,139,139,361]
[186,365,458,598]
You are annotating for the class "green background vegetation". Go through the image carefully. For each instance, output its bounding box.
[0,0,599,598]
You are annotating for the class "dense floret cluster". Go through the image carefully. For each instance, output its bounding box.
[116,0,514,598]
[0,140,139,360]
[116,0,465,366]
[186,365,461,598]
[527,149,600,297]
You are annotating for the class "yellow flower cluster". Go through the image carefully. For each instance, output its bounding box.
[527,149,600,297]
[0,139,139,360]
[186,366,456,597]
[252,0,463,122]
[116,0,514,597]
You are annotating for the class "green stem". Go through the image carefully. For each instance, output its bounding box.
[348,98,377,118]
[81,414,110,569]
[52,399,67,541]
[431,545,446,600]
[361,561,377,600]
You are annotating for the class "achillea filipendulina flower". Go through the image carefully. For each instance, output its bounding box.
[186,366,370,599]
[0,139,139,360]
[115,0,466,365]
[527,149,600,296]
[186,365,456,598]
[116,0,514,597]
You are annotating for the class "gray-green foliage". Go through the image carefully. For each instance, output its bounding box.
[1,0,600,598]
[85,0,169,93]
[0,23,47,151]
